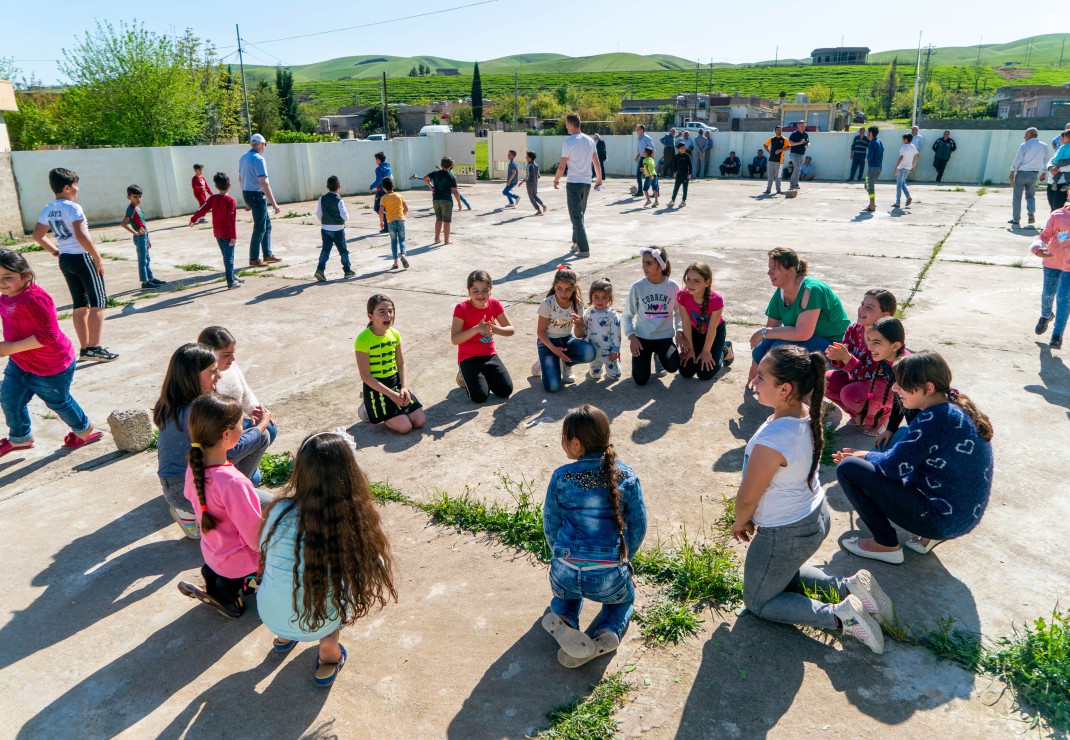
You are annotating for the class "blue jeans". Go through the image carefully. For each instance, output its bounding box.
[538,336,595,392]
[133,233,154,283]
[751,335,833,365]
[895,169,911,203]
[643,176,659,196]
[216,238,236,286]
[1012,172,1039,222]
[565,183,591,253]
[242,190,273,261]
[1041,266,1070,336]
[2,360,90,443]
[317,229,352,273]
[458,192,471,209]
[549,558,635,639]
[849,154,866,181]
[386,221,407,260]
[502,183,519,203]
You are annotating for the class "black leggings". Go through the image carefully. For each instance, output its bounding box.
[671,177,689,202]
[679,323,727,380]
[202,564,255,609]
[459,354,513,403]
[632,337,680,386]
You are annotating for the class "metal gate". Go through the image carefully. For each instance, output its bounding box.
[444,132,477,184]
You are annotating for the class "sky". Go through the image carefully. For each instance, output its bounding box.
[1,0,1059,84]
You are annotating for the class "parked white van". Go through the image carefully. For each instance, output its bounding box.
[682,122,718,134]
[419,125,453,136]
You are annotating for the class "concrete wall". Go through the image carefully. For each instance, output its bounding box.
[0,152,24,238]
[920,116,1067,131]
[10,137,446,232]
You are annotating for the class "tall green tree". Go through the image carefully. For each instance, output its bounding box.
[471,62,483,124]
[276,67,301,131]
[250,81,282,139]
[880,59,899,117]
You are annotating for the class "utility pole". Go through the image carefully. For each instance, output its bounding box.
[910,32,922,127]
[976,35,983,65]
[513,69,518,131]
[694,59,700,121]
[1025,37,1032,67]
[707,61,713,121]
[236,24,252,142]
[1060,38,1065,67]
[381,72,389,139]
[774,45,778,68]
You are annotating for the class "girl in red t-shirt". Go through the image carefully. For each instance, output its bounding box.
[676,262,733,381]
[451,270,516,403]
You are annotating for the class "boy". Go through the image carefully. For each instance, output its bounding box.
[670,141,692,208]
[121,185,164,289]
[315,175,354,281]
[191,164,212,222]
[190,172,242,289]
[521,150,547,216]
[370,152,392,233]
[423,157,463,245]
[32,168,118,361]
[503,150,521,207]
[380,177,409,269]
[640,147,659,207]
[893,133,919,209]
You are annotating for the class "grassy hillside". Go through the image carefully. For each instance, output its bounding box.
[870,33,1070,67]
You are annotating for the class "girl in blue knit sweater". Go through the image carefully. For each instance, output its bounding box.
[833,351,994,564]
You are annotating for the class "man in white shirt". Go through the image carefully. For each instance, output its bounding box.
[893,133,919,208]
[555,113,602,257]
[634,125,654,195]
[1009,127,1050,226]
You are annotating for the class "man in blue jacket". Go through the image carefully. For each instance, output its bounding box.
[369,152,392,233]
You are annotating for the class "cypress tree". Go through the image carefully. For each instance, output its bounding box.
[471,62,483,124]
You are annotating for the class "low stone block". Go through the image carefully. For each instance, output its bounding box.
[107,408,154,453]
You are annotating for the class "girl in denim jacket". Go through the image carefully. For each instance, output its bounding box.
[541,404,647,668]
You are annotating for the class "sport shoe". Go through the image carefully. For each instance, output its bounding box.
[668,201,675,208]
[606,362,622,381]
[314,271,326,282]
[227,280,243,290]
[531,360,542,378]
[456,369,465,388]
[844,569,894,625]
[150,278,166,286]
[357,403,369,422]
[587,365,604,380]
[905,197,912,206]
[679,201,686,208]
[1007,219,1019,225]
[262,255,282,263]
[83,346,119,361]
[170,506,201,540]
[141,281,154,289]
[1028,213,1036,225]
[570,243,579,254]
[343,270,356,278]
[248,259,265,267]
[1051,334,1063,350]
[562,366,576,384]
[833,595,884,654]
[655,368,668,378]
[1036,316,1051,335]
[177,582,244,619]
[400,255,409,268]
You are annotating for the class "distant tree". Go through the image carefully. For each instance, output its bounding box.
[6,92,59,150]
[805,82,834,103]
[409,66,418,77]
[528,92,564,121]
[250,80,282,139]
[0,57,20,82]
[275,67,301,131]
[880,59,899,116]
[451,104,475,131]
[418,63,428,76]
[471,62,483,123]
[361,104,400,136]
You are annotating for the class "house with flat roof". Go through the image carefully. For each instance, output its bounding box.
[811,47,870,65]
[993,84,1070,118]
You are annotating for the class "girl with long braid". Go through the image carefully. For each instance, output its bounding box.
[541,405,647,668]
[676,261,733,381]
[851,317,907,436]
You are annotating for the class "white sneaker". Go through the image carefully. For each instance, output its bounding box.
[834,595,885,654]
[606,362,622,381]
[655,368,668,378]
[563,365,576,384]
[531,360,542,377]
[169,506,201,540]
[357,403,369,422]
[587,365,604,380]
[844,569,894,625]
[668,201,675,208]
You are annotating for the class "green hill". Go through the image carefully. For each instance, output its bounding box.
[870,33,1070,67]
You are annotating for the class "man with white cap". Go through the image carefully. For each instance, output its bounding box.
[239,133,283,266]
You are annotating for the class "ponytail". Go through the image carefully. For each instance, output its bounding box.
[562,404,627,561]
[949,391,994,442]
[601,444,627,563]
[187,393,244,533]
[806,352,826,486]
[766,346,826,486]
[856,364,894,429]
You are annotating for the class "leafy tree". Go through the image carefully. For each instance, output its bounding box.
[805,82,834,103]
[250,81,282,139]
[0,57,20,82]
[6,92,59,150]
[361,104,399,136]
[880,59,899,117]
[528,92,564,121]
[276,67,301,131]
[409,66,417,78]
[451,104,475,131]
[471,62,483,123]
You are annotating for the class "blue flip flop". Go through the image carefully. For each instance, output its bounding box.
[272,638,298,654]
[314,644,347,687]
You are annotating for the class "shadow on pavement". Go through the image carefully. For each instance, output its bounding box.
[1024,344,1069,420]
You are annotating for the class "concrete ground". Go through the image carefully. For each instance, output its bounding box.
[0,176,1064,738]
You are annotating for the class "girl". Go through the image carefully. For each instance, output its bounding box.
[451,270,515,404]
[258,430,397,687]
[154,343,273,539]
[197,325,278,446]
[579,277,622,382]
[850,317,907,436]
[355,294,425,433]
[177,393,267,619]
[732,345,891,654]
[834,351,994,563]
[622,247,682,386]
[676,262,734,381]
[534,267,596,392]
[824,289,896,425]
[542,405,646,668]
[1031,203,1070,350]
[0,249,102,457]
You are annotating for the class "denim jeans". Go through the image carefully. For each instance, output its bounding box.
[789,153,804,188]
[635,161,645,192]
[836,456,947,546]
[242,190,273,261]
[133,233,154,282]
[538,336,596,392]
[458,192,471,209]
[565,183,591,253]
[502,183,519,203]
[1041,266,1070,336]
[1012,172,1039,222]
[549,559,634,639]
[386,221,406,260]
[228,426,272,486]
[2,360,90,443]
[895,169,911,203]
[317,229,352,272]
[642,176,659,196]
[751,335,833,365]
[849,154,866,181]
[216,238,236,286]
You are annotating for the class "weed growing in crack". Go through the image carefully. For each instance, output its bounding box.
[985,609,1070,730]
[634,599,704,644]
[536,672,630,739]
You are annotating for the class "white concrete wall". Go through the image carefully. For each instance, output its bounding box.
[10,137,446,232]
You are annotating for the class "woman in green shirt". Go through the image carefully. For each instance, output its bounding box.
[748,248,850,385]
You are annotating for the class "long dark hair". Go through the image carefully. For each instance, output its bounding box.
[561,405,627,562]
[153,344,217,428]
[893,351,993,441]
[857,317,906,428]
[197,325,236,351]
[260,432,397,632]
[546,268,583,314]
[187,393,243,533]
[366,293,394,327]
[0,249,35,284]
[765,345,826,485]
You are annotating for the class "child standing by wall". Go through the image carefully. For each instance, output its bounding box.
[177,393,268,619]
[423,157,462,245]
[579,277,622,381]
[670,141,692,208]
[734,345,891,654]
[31,168,118,361]
[121,185,164,289]
[355,294,425,433]
[534,267,596,392]
[0,250,103,457]
[640,147,659,207]
[503,150,521,207]
[522,151,547,216]
[258,430,397,686]
[623,247,682,386]
[315,175,354,282]
[370,152,392,233]
[452,271,516,403]
[191,164,212,221]
[190,172,242,289]
[380,177,410,270]
[1031,203,1070,349]
[824,289,896,428]
[542,405,646,668]
[677,262,732,380]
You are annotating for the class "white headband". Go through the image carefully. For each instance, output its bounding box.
[639,247,666,269]
[301,427,358,454]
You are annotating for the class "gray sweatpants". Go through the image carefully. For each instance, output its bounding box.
[1012,172,1039,222]
[766,162,782,192]
[742,500,843,629]
[788,153,804,189]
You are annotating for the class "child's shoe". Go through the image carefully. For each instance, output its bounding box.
[679,201,686,208]
[531,361,542,378]
[1051,334,1064,350]
[833,595,884,654]
[400,254,409,269]
[587,364,603,380]
[141,281,154,289]
[150,278,166,286]
[606,361,622,381]
[357,403,369,422]
[177,582,245,619]
[456,369,466,388]
[563,365,576,384]
[558,630,620,668]
[314,271,326,282]
[169,506,201,540]
[541,612,595,659]
[343,270,356,278]
[668,201,675,208]
[652,198,659,207]
[843,569,894,625]
[391,261,400,270]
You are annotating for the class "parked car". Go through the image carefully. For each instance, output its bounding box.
[681,122,718,134]
[419,125,452,136]
[366,134,387,141]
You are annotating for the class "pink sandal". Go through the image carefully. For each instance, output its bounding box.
[63,430,103,449]
[0,438,35,457]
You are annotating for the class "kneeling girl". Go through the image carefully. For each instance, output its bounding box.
[355,294,425,434]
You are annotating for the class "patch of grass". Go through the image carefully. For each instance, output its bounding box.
[17,243,44,253]
[235,268,260,277]
[935,186,966,192]
[948,258,995,266]
[634,599,704,644]
[1011,258,1025,268]
[361,204,372,210]
[2,234,24,246]
[148,428,159,450]
[259,452,295,487]
[41,411,58,420]
[896,223,955,318]
[921,617,985,672]
[939,339,956,346]
[715,495,735,534]
[98,234,121,243]
[371,481,411,504]
[56,311,71,320]
[174,263,213,272]
[632,533,742,606]
[170,280,189,292]
[105,296,134,308]
[985,610,1070,730]
[100,252,129,261]
[536,673,630,739]
[140,292,160,300]
[976,186,989,196]
[281,210,311,219]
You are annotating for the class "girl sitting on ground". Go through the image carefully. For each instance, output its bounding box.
[834,350,994,563]
[824,289,896,429]
[676,261,733,380]
[452,270,515,403]
[355,294,425,433]
[177,393,270,619]
[578,277,622,382]
[849,317,908,436]
[622,247,683,386]
[732,345,892,654]
[0,249,103,458]
[258,430,397,687]
[198,325,278,446]
[533,267,595,392]
[542,405,647,668]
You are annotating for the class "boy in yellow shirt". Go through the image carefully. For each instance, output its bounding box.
[380,177,410,269]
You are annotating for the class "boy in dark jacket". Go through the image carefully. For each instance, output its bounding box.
[670,142,692,208]
[315,175,354,281]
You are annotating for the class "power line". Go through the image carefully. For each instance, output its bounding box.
[241,41,288,67]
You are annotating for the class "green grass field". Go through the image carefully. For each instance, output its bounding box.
[870,32,1070,67]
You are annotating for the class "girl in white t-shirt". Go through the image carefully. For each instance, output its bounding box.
[731,345,893,654]
[533,267,595,392]
[894,134,919,209]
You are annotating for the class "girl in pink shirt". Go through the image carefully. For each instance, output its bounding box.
[824,289,896,430]
[1032,204,1070,349]
[177,393,268,619]
[0,249,102,457]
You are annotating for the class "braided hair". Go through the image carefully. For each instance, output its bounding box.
[856,317,905,428]
[187,393,243,533]
[561,405,627,562]
[683,262,714,329]
[765,346,827,485]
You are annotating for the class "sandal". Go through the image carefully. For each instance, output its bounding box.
[63,430,103,449]
[273,637,299,654]
[557,631,620,669]
[177,581,244,619]
[542,612,596,659]
[904,536,942,555]
[0,438,35,457]
[314,644,347,687]
[722,341,734,367]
